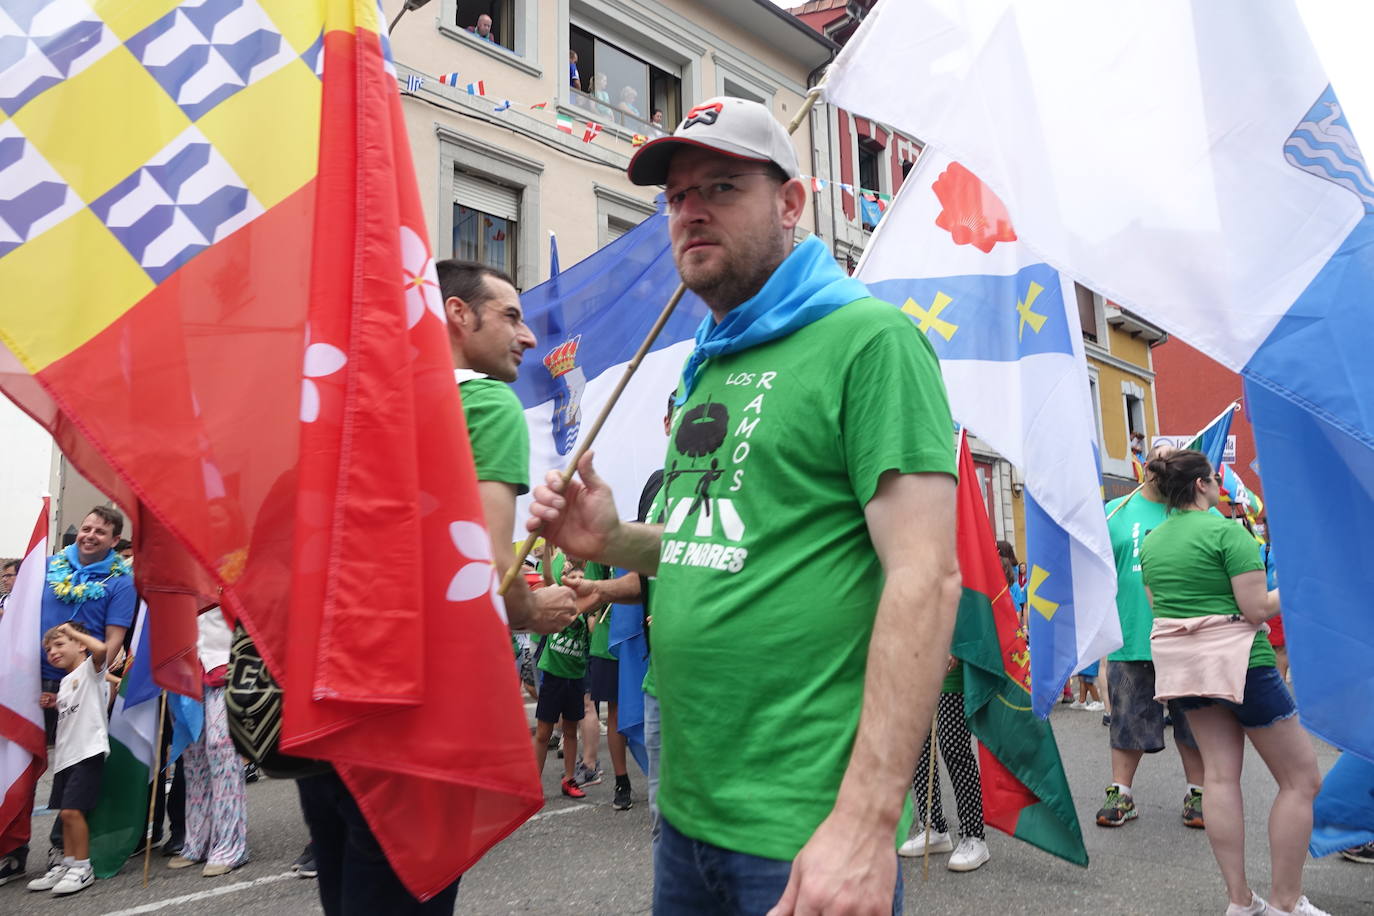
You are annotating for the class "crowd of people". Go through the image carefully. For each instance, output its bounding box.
[1,95,1371,916]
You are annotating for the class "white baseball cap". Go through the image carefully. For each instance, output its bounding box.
[627,96,800,186]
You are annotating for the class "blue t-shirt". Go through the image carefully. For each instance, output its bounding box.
[40,555,137,681]
[1009,580,1027,611]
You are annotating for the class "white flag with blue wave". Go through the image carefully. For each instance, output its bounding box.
[855,149,1120,717]
[825,0,1374,760]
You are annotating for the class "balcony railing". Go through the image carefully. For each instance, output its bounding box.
[568,87,667,137]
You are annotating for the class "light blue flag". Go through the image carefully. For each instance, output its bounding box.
[511,205,710,519]
[823,0,1374,760]
[166,690,203,767]
[1310,752,1374,857]
[608,590,649,775]
[855,148,1121,717]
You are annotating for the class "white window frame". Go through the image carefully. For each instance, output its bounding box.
[1086,367,1105,454]
[716,58,774,107]
[593,184,657,248]
[1121,380,1147,452]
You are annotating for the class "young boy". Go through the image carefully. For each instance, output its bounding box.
[27,622,108,897]
[531,553,596,798]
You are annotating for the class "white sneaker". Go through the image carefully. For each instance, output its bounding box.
[50,863,93,896]
[897,828,953,857]
[1085,700,1105,712]
[1069,700,1087,710]
[947,836,990,872]
[26,863,68,892]
[1225,891,1270,915]
[1283,897,1331,916]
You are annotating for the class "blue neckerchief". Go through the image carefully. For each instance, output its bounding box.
[63,544,118,585]
[676,235,870,404]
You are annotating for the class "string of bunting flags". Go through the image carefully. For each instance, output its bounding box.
[396,70,897,202]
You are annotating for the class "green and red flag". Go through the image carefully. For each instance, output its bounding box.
[0,0,538,899]
[951,434,1088,865]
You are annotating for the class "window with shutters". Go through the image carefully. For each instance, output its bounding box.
[453,172,518,278]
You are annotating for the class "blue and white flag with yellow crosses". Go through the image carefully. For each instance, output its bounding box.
[856,148,1120,717]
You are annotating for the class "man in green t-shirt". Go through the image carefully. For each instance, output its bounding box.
[1097,443,1205,831]
[438,260,577,636]
[296,264,579,915]
[526,97,960,915]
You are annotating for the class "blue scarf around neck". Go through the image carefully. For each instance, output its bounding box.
[676,235,870,404]
[64,544,119,582]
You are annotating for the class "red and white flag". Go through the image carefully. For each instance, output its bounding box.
[582,121,603,143]
[0,499,49,857]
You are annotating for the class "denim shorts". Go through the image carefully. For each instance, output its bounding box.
[1171,665,1297,729]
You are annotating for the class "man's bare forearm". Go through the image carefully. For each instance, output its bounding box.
[592,572,646,604]
[599,522,664,575]
[834,561,961,830]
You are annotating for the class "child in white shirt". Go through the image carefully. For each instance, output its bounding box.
[27,622,108,898]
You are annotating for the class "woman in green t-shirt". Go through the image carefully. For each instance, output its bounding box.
[1139,449,1325,916]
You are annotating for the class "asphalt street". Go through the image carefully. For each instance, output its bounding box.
[4,701,1371,915]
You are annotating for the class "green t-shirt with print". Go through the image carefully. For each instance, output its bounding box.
[459,376,529,494]
[534,615,590,681]
[1140,510,1272,667]
[1105,494,1225,661]
[650,297,956,861]
[1104,492,1169,661]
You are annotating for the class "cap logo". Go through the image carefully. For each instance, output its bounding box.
[683,102,724,129]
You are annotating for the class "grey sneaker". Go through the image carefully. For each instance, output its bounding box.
[575,761,603,787]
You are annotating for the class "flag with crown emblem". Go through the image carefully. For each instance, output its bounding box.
[0,0,537,899]
[509,207,710,522]
[849,148,1120,716]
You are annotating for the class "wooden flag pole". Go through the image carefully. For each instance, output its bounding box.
[922,707,941,883]
[143,691,168,888]
[500,80,829,595]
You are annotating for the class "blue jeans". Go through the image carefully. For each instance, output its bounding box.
[644,691,662,844]
[655,816,904,916]
[297,769,460,916]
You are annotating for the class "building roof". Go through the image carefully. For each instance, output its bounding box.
[696,0,836,67]
[789,0,849,14]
